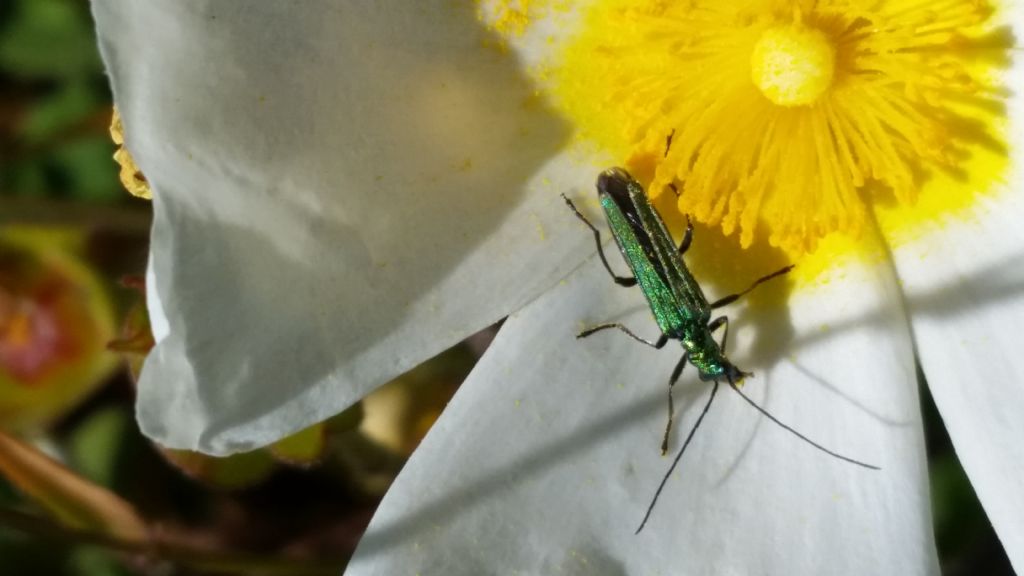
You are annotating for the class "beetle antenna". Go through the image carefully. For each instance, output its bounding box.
[636,381,720,534]
[727,381,880,470]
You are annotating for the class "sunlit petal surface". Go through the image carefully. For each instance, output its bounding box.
[349,250,937,575]
[882,46,1024,571]
[90,1,597,454]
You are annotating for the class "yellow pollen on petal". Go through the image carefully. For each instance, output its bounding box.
[477,0,569,40]
[538,0,1010,257]
[751,23,835,107]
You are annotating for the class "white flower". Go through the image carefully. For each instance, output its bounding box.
[91,1,1023,574]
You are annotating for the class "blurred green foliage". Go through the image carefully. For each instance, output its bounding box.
[0,0,120,203]
[0,0,103,78]
[67,405,131,490]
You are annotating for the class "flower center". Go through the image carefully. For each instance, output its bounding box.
[531,0,1009,255]
[750,24,834,107]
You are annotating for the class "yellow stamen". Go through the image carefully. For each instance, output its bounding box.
[523,0,1009,255]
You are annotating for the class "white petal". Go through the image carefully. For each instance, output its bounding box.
[347,251,937,575]
[90,1,598,454]
[881,26,1024,570]
[890,204,1024,572]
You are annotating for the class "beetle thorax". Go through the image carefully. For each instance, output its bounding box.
[683,331,729,381]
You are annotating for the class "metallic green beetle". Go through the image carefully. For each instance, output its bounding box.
[563,167,877,533]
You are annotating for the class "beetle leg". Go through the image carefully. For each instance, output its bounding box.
[577,323,668,349]
[709,265,794,309]
[561,194,638,287]
[637,381,720,535]
[677,214,693,255]
[708,315,730,350]
[661,352,689,455]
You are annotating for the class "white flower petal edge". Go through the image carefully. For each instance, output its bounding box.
[347,251,938,575]
[90,1,598,454]
[885,50,1024,569]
